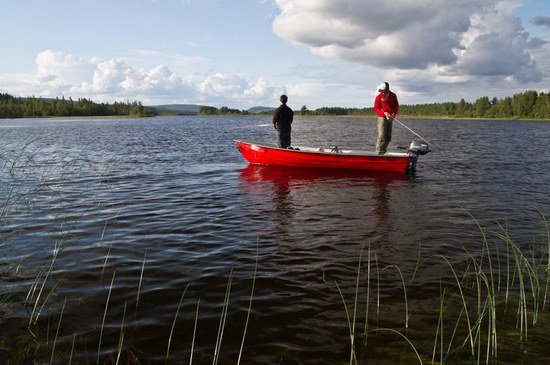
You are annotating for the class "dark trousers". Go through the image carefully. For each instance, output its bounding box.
[376,117,392,154]
[276,126,291,148]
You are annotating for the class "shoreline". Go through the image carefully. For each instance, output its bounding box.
[0,114,155,120]
[296,114,550,122]
[2,114,548,122]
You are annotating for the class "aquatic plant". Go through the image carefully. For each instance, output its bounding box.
[331,213,549,364]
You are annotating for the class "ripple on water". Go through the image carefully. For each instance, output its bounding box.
[0,116,549,364]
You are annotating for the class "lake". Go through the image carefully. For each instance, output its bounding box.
[1,116,549,364]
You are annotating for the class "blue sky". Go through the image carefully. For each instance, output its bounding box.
[0,0,548,109]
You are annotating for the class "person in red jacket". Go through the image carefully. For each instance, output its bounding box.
[373,82,399,155]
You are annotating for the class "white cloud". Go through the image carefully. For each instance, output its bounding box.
[197,74,285,106]
[454,0,542,83]
[272,0,547,95]
[34,50,96,95]
[1,50,289,107]
[33,51,195,102]
[244,77,284,99]
[272,0,483,68]
[286,82,321,97]
[198,73,248,96]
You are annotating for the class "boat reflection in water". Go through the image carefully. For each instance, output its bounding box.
[239,163,411,183]
[239,164,411,252]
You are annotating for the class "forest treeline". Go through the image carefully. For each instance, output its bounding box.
[297,90,549,119]
[199,90,549,119]
[198,106,249,115]
[0,93,157,118]
[1,90,548,119]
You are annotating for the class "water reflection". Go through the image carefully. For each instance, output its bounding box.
[239,163,408,184]
[371,174,394,250]
[240,165,298,231]
[239,164,410,248]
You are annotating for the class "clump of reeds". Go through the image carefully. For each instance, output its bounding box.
[332,212,549,365]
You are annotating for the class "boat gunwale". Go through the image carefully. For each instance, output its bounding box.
[234,140,411,158]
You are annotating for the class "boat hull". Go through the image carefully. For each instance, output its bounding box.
[235,140,412,173]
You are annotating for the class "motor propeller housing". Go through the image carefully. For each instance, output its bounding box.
[409,140,430,155]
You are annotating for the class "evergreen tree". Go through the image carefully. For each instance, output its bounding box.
[533,92,549,119]
[473,96,491,117]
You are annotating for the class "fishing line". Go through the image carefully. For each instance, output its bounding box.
[228,124,270,130]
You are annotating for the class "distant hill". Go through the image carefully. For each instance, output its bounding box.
[150,104,203,115]
[247,106,275,114]
[149,104,276,115]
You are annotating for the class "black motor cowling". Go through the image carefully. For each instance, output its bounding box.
[409,140,430,155]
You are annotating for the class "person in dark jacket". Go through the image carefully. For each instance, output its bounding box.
[273,94,294,149]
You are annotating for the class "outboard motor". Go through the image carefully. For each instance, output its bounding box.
[409,140,430,155]
[407,140,430,173]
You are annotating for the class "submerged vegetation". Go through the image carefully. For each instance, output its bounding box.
[1,143,549,364]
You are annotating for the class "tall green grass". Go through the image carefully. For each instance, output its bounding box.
[333,214,549,364]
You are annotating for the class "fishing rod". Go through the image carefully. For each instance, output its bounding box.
[390,116,442,151]
[228,123,270,130]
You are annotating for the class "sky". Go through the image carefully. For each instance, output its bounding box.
[0,0,549,109]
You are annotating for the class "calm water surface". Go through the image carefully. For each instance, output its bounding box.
[0,116,549,364]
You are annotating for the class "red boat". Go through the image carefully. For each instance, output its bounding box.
[235,140,429,173]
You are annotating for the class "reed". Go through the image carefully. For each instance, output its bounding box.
[542,211,550,310]
[362,245,371,348]
[237,242,259,365]
[100,213,119,282]
[29,241,61,325]
[375,252,381,318]
[335,280,358,365]
[97,270,116,364]
[329,244,367,364]
[68,333,77,365]
[49,296,67,365]
[115,301,128,365]
[437,254,476,358]
[189,299,200,365]
[136,248,147,309]
[213,270,234,365]
[382,264,409,329]
[367,328,423,364]
[166,283,190,363]
[431,281,446,365]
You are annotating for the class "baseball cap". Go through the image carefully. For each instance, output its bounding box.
[378,82,389,92]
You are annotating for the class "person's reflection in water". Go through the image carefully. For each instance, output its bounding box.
[239,165,296,231]
[370,176,394,250]
[272,174,294,229]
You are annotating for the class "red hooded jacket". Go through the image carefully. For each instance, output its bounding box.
[373,91,399,117]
